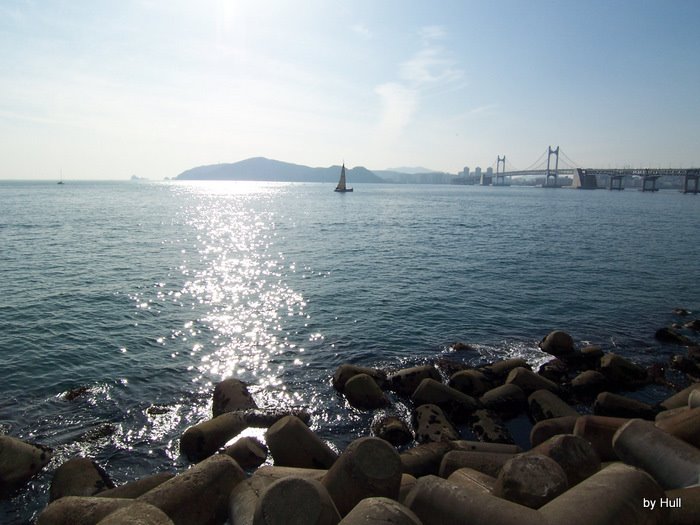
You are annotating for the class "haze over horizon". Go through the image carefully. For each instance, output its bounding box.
[2,0,699,180]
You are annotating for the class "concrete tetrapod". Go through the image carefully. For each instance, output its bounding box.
[137,454,246,525]
[611,418,700,489]
[96,502,174,524]
[538,463,667,525]
[322,437,402,516]
[265,416,338,469]
[37,497,135,525]
[252,476,340,525]
[492,453,568,509]
[180,412,249,462]
[0,435,53,498]
[404,475,543,525]
[49,458,114,502]
[338,497,421,525]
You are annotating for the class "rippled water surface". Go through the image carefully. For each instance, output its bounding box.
[1,180,698,522]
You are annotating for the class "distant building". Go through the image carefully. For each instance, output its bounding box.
[486,167,493,175]
[462,167,470,177]
[475,167,482,178]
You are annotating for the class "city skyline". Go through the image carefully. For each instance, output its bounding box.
[1,0,700,180]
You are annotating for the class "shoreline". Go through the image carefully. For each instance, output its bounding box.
[3,323,700,524]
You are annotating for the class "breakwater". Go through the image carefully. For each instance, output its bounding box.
[4,322,700,524]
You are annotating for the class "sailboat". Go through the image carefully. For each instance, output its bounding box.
[57,170,64,185]
[334,163,353,192]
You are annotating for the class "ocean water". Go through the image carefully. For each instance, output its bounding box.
[1,180,698,522]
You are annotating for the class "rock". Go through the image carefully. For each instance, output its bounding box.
[670,355,700,375]
[469,409,514,444]
[0,435,53,498]
[138,454,245,525]
[598,353,648,389]
[371,415,413,447]
[505,367,560,396]
[96,473,175,499]
[322,437,402,516]
[539,330,575,357]
[413,404,458,443]
[180,412,248,462]
[685,319,700,331]
[478,384,526,419]
[528,389,578,422]
[411,379,477,422]
[448,369,492,398]
[579,345,604,369]
[529,416,578,448]
[529,434,601,487]
[593,392,657,420]
[673,308,691,316]
[265,415,337,469]
[221,437,268,470]
[253,476,340,525]
[388,365,441,397]
[612,419,700,489]
[343,373,389,410]
[332,364,387,393]
[404,474,543,525]
[97,502,174,524]
[538,463,667,525]
[338,497,421,525]
[493,453,568,509]
[655,327,695,346]
[49,457,114,502]
[212,378,257,417]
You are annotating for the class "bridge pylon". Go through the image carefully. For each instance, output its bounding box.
[495,155,507,186]
[545,146,560,187]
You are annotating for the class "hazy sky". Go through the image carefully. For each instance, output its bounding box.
[2,0,699,180]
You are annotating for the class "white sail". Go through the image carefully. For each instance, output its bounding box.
[334,163,353,192]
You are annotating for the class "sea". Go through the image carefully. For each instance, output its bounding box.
[1,180,698,522]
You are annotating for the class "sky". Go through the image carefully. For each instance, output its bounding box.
[1,0,700,180]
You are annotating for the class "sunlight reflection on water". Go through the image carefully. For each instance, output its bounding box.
[173,181,311,405]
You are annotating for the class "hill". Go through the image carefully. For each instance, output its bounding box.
[176,157,385,183]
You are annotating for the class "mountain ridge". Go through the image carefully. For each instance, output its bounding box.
[176,157,458,184]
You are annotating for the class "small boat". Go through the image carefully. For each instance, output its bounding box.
[57,171,64,185]
[334,163,353,192]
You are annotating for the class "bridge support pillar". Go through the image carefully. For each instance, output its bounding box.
[641,176,659,192]
[684,172,699,194]
[609,175,625,191]
[573,168,597,189]
[494,155,507,186]
[545,146,560,187]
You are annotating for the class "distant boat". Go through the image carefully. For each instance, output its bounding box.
[57,171,64,185]
[334,163,353,192]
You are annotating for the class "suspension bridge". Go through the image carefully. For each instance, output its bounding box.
[459,146,699,193]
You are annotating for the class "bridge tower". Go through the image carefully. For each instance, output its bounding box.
[495,155,506,186]
[545,146,559,187]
